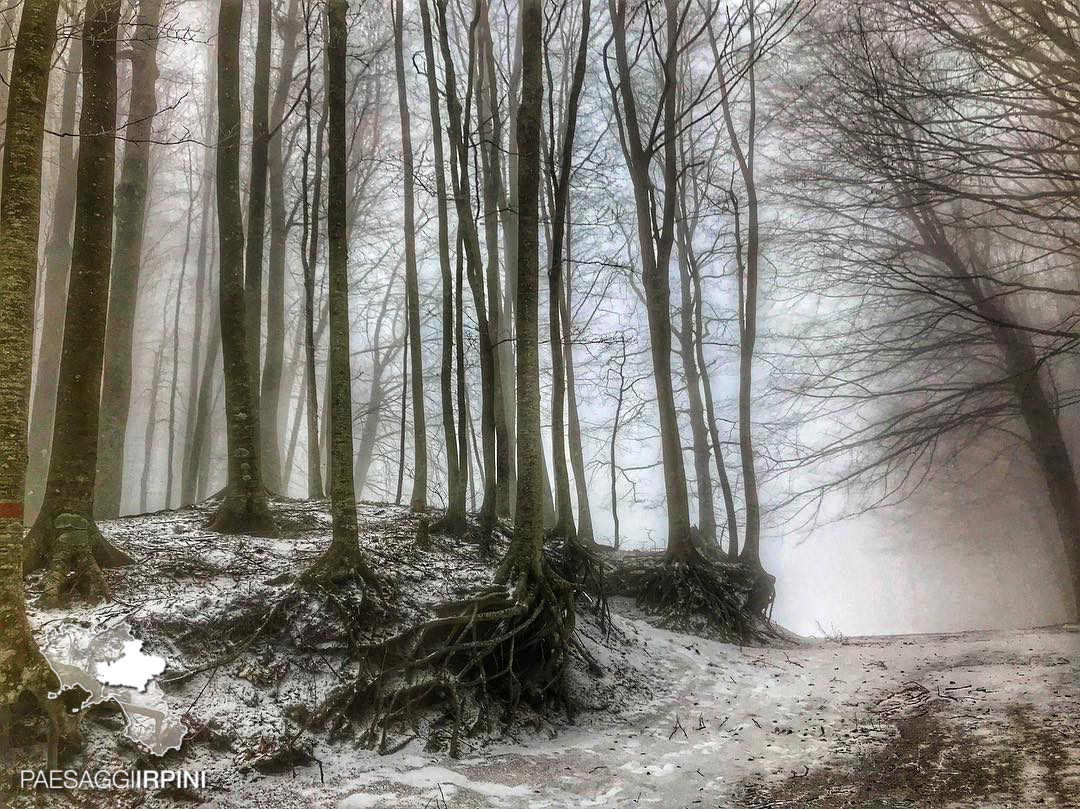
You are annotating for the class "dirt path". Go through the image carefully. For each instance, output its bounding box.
[205,621,1078,808]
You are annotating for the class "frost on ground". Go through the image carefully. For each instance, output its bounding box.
[16,499,1080,808]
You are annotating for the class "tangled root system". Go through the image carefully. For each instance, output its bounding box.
[606,553,774,643]
[167,555,380,685]
[547,535,611,635]
[318,552,582,757]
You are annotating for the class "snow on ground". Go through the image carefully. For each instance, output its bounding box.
[19,500,1080,808]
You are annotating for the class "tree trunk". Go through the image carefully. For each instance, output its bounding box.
[418,0,463,526]
[716,14,762,571]
[25,35,80,518]
[180,59,216,506]
[140,306,169,512]
[676,218,718,549]
[0,0,66,741]
[476,3,514,519]
[300,8,325,500]
[562,212,594,541]
[307,0,376,585]
[166,161,200,507]
[435,0,497,529]
[508,0,545,559]
[609,0,694,560]
[244,0,271,407]
[208,0,276,535]
[393,0,428,511]
[260,0,301,496]
[95,0,164,519]
[544,0,590,539]
[26,0,134,594]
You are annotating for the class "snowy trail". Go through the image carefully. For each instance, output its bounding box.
[210,619,1079,809]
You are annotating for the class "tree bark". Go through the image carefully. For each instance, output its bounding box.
[299,6,325,499]
[419,0,464,526]
[509,0,545,558]
[0,0,65,742]
[244,0,271,407]
[25,35,80,518]
[26,0,134,589]
[609,0,694,560]
[562,209,594,541]
[96,0,164,519]
[393,0,428,511]
[208,0,276,535]
[434,0,497,529]
[260,0,302,496]
[544,0,590,539]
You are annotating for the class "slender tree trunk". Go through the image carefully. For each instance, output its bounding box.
[353,283,398,495]
[544,0,590,539]
[26,36,80,517]
[717,21,762,570]
[393,0,428,511]
[476,2,513,519]
[676,222,718,549]
[506,0,545,561]
[208,0,276,535]
[435,0,497,529]
[244,0,271,406]
[562,211,594,541]
[96,0,164,519]
[310,0,376,585]
[395,326,407,504]
[140,310,169,512]
[609,0,694,560]
[0,0,65,741]
[180,65,216,506]
[418,0,463,525]
[692,257,739,556]
[167,159,200,508]
[300,4,325,499]
[455,236,470,518]
[26,0,134,595]
[260,0,301,496]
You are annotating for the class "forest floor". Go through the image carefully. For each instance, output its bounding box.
[15,499,1080,808]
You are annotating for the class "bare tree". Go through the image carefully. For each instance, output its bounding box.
[393,0,428,511]
[26,0,134,604]
[96,0,165,518]
[209,0,276,534]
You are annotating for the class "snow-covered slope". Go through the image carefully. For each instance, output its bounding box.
[21,501,1080,808]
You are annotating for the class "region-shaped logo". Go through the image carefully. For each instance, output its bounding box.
[39,622,186,756]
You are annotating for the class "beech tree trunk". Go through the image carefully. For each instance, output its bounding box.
[0,0,64,739]
[544,0,590,539]
[609,0,694,560]
[25,35,80,517]
[419,0,464,525]
[96,0,164,519]
[510,0,545,556]
[435,0,497,529]
[259,0,301,496]
[208,0,276,535]
[244,0,271,407]
[393,0,428,511]
[27,0,134,586]
[323,0,361,554]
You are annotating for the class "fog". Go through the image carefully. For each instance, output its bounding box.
[16,0,1080,638]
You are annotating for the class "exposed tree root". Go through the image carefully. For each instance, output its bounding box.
[547,534,611,635]
[166,554,379,685]
[24,512,132,607]
[605,552,775,643]
[207,485,278,536]
[317,554,584,757]
[0,525,77,773]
